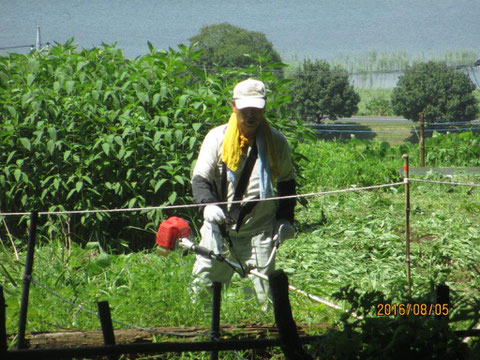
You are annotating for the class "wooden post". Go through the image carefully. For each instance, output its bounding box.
[402,155,412,294]
[1,285,7,356]
[419,112,425,167]
[97,301,118,360]
[17,211,38,349]
[210,282,221,360]
[435,285,450,320]
[269,270,312,360]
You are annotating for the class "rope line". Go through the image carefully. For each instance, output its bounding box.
[2,178,479,218]
[19,176,478,339]
[0,182,405,217]
[30,277,208,338]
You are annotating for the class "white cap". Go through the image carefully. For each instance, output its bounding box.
[233,79,266,109]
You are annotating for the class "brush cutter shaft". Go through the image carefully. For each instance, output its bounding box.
[178,238,245,273]
[249,269,339,309]
[178,238,215,259]
[156,218,360,319]
[177,238,362,318]
[249,268,362,319]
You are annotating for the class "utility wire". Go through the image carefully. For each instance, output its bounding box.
[314,127,480,134]
[2,179,478,218]
[30,277,208,338]
[311,121,480,127]
[407,178,480,187]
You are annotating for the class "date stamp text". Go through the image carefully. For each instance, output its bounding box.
[376,303,449,316]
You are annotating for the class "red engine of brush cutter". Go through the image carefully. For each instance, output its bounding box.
[156,216,191,251]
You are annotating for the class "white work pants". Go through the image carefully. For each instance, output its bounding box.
[191,222,275,307]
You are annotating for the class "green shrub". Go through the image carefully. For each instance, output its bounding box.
[425,131,480,166]
[0,41,309,248]
[356,88,395,116]
[298,132,480,192]
[297,138,403,191]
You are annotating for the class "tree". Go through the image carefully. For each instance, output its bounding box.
[189,22,282,73]
[392,61,479,123]
[288,59,360,123]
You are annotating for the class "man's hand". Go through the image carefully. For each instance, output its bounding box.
[203,205,226,224]
[273,220,295,246]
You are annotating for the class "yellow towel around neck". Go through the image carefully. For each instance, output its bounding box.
[221,113,279,179]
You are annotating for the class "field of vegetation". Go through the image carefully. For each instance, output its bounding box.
[1,43,480,359]
[2,132,480,359]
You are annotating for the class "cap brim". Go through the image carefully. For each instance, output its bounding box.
[235,97,265,110]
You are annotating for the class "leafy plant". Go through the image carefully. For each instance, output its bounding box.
[0,41,310,249]
[392,61,479,123]
[425,131,480,166]
[287,59,360,123]
[356,88,395,116]
[189,22,283,77]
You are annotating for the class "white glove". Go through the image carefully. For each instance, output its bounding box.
[203,205,226,224]
[273,220,295,246]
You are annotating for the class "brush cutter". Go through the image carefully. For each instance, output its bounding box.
[155,216,361,319]
[155,216,247,275]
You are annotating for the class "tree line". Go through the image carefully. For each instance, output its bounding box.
[190,22,479,123]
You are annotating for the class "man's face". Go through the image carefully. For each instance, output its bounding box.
[232,100,265,138]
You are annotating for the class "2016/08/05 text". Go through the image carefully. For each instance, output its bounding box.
[376,303,449,316]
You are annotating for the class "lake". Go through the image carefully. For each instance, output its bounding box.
[1,0,479,87]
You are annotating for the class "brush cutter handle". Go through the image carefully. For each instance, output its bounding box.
[178,238,215,259]
[273,221,295,247]
[178,238,248,276]
[256,221,295,269]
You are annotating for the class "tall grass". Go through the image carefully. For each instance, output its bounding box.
[329,49,478,74]
[355,88,395,116]
[285,49,480,90]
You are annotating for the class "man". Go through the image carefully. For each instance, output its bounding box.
[191,78,296,307]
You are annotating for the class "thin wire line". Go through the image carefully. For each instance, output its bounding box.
[0,182,405,217]
[30,277,208,338]
[314,128,480,134]
[312,121,480,127]
[407,178,480,187]
[31,277,98,317]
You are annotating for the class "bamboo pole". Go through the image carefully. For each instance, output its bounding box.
[403,155,412,294]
